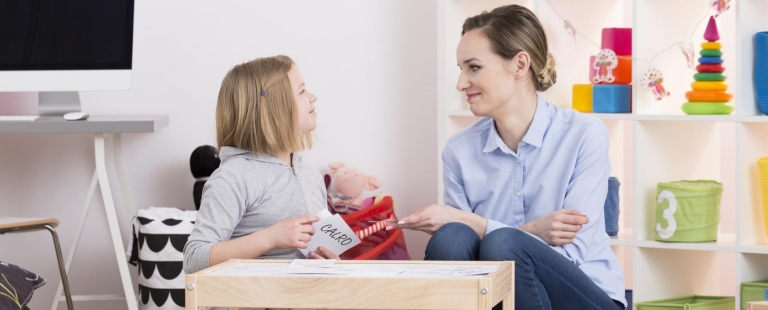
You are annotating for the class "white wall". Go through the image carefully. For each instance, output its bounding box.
[0,1,437,309]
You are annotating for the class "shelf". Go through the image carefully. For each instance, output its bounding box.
[632,115,768,123]
[447,109,768,122]
[609,230,636,247]
[610,230,768,254]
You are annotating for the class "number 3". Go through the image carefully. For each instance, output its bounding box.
[656,190,677,239]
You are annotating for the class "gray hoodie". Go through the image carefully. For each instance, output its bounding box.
[183,146,328,275]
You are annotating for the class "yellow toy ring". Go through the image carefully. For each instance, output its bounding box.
[701,42,722,50]
[691,81,728,91]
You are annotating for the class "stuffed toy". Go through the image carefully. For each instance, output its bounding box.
[327,162,381,207]
[190,145,220,210]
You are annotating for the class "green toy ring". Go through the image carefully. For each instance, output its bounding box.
[694,73,727,81]
[700,50,723,57]
[682,102,734,115]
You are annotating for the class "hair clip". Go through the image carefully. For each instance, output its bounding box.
[261,90,267,97]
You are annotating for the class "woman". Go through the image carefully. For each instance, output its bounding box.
[391,5,625,310]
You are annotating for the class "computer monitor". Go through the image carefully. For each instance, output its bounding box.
[0,0,135,118]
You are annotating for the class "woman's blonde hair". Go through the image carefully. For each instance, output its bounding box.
[216,55,312,155]
[462,5,557,92]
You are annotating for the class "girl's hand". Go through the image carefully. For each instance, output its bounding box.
[520,209,589,246]
[308,246,339,259]
[265,214,319,249]
[392,205,469,235]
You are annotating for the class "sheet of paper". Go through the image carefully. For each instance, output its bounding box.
[289,259,336,269]
[299,212,361,257]
[211,265,289,277]
[282,267,352,275]
[349,270,404,277]
[210,262,500,278]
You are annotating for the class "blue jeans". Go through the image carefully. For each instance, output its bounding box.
[425,223,625,310]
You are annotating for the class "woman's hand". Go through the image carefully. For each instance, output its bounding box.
[264,214,319,249]
[520,209,589,246]
[308,246,339,259]
[392,204,485,236]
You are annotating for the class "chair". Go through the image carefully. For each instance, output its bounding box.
[0,218,74,310]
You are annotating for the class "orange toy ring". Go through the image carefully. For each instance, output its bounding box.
[685,90,733,102]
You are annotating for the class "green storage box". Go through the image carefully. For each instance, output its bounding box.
[636,295,735,310]
[655,180,723,242]
[742,280,768,310]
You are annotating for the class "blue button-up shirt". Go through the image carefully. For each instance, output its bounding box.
[442,96,626,306]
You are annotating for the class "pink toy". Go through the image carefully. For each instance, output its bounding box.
[592,50,618,83]
[590,53,632,85]
[601,28,632,56]
[328,162,381,206]
[704,16,720,42]
[564,20,577,41]
[641,67,671,101]
[679,39,696,69]
[710,0,731,18]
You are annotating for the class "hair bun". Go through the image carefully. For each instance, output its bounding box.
[537,53,557,91]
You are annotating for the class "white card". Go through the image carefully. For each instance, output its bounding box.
[299,212,361,258]
[316,208,333,220]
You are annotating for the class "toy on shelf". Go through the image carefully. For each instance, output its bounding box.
[756,32,768,115]
[602,28,632,56]
[573,28,632,113]
[758,158,768,238]
[655,180,723,243]
[679,39,696,69]
[710,0,732,18]
[641,68,671,101]
[594,84,631,113]
[636,295,734,310]
[682,16,734,115]
[572,84,593,113]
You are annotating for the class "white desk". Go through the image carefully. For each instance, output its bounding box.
[1,115,168,310]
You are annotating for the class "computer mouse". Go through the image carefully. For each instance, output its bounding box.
[63,112,90,121]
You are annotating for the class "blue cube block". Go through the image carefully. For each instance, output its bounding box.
[593,84,631,113]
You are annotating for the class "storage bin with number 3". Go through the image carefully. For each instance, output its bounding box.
[655,180,723,242]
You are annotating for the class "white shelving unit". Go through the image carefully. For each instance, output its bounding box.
[437,0,768,308]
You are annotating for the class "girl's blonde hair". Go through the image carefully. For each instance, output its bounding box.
[216,55,312,155]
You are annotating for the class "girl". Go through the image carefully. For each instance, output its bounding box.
[184,55,336,277]
[393,5,626,310]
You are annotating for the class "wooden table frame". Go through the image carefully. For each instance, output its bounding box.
[185,260,514,310]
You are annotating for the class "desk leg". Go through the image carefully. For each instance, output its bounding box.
[186,276,198,310]
[113,134,136,219]
[48,134,138,310]
[503,294,514,310]
[95,133,139,310]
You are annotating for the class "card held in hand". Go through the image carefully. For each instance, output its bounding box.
[299,209,361,258]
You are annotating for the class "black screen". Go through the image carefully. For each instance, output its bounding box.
[0,0,134,70]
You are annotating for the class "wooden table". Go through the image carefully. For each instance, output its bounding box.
[185,260,514,310]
